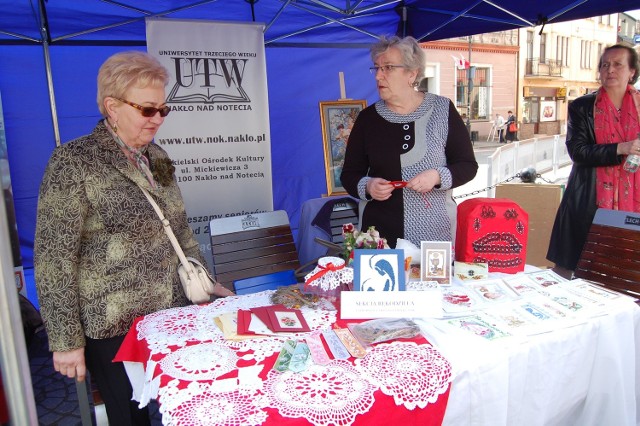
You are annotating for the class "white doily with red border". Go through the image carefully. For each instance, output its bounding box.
[263,359,376,426]
[354,341,452,410]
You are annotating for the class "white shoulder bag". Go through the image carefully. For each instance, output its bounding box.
[140,187,217,304]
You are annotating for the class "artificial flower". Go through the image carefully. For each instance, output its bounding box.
[152,158,176,186]
[341,223,389,264]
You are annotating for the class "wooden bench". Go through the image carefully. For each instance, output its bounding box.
[574,208,640,300]
[209,211,300,289]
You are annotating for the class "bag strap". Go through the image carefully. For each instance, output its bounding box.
[139,187,195,275]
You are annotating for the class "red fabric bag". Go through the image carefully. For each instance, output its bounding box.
[455,198,528,273]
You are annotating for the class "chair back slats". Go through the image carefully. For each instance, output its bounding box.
[574,209,640,299]
[233,270,297,295]
[328,199,359,243]
[209,211,300,288]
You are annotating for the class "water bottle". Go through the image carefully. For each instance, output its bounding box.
[624,134,640,173]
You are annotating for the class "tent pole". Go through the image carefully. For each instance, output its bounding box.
[38,0,61,147]
[0,164,38,425]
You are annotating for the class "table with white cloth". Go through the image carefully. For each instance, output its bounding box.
[115,276,640,426]
[114,291,452,425]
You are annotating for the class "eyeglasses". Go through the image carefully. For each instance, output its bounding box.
[114,97,170,118]
[369,64,406,75]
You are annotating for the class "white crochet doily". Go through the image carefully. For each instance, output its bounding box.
[304,257,353,291]
[158,379,269,426]
[354,341,452,410]
[158,342,238,382]
[263,359,376,426]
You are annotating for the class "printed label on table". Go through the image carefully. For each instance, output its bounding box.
[341,290,443,319]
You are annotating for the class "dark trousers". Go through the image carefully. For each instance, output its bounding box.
[85,335,151,426]
[498,129,504,142]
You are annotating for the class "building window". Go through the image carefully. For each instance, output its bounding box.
[580,40,592,69]
[556,36,569,66]
[455,67,490,120]
[540,34,547,64]
[527,31,534,60]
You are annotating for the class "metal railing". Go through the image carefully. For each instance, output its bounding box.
[486,135,571,197]
[525,58,563,77]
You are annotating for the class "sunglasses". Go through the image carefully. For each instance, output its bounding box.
[114,97,170,118]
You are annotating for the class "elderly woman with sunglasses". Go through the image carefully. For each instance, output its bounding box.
[34,51,232,425]
[341,36,478,248]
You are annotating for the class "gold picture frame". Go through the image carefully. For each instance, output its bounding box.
[319,100,367,196]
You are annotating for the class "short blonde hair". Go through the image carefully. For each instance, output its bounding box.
[96,51,169,116]
[370,35,426,85]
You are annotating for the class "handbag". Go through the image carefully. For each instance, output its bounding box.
[508,122,518,132]
[139,187,217,304]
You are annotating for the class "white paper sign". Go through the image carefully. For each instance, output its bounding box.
[340,291,443,319]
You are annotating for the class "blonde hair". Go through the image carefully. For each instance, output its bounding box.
[370,35,426,85]
[96,51,169,116]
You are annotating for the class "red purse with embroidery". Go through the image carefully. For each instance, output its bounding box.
[455,198,528,273]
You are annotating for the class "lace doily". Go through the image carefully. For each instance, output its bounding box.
[158,342,238,381]
[354,341,452,410]
[136,305,202,353]
[263,359,376,426]
[158,379,269,426]
[304,257,353,291]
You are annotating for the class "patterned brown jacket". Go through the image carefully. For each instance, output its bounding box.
[34,121,204,352]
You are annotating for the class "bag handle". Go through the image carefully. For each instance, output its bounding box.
[139,187,196,277]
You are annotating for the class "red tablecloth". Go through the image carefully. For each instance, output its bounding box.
[115,294,451,425]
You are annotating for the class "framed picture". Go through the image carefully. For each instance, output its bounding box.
[319,100,367,196]
[353,249,406,292]
[420,241,452,285]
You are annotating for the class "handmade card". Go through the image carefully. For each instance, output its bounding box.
[445,313,511,341]
[526,269,568,289]
[441,286,484,314]
[267,307,311,333]
[466,279,517,304]
[353,249,406,291]
[503,273,542,297]
[454,261,489,281]
[421,241,452,285]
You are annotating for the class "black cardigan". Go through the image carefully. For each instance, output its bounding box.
[546,92,623,270]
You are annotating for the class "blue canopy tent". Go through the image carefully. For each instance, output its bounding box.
[0,0,638,273]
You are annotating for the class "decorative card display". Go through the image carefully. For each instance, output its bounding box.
[273,340,297,372]
[353,249,406,292]
[454,261,489,281]
[466,279,518,304]
[526,269,568,289]
[455,198,528,273]
[421,241,452,285]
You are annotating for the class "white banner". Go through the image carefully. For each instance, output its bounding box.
[146,18,273,266]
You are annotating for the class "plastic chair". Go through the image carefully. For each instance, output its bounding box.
[233,269,297,295]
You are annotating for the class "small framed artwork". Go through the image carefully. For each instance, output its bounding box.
[420,241,452,285]
[267,307,311,333]
[319,100,367,196]
[353,249,406,291]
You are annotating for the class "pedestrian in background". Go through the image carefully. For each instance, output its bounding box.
[505,110,518,142]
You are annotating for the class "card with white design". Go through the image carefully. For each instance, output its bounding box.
[503,273,543,297]
[542,286,600,317]
[441,286,485,314]
[513,297,573,323]
[526,269,568,289]
[560,279,629,304]
[466,279,518,304]
[483,304,548,336]
[444,313,511,341]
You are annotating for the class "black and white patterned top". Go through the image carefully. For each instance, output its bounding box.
[340,93,477,248]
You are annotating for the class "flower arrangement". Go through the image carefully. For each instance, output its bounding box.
[152,158,176,187]
[342,223,389,264]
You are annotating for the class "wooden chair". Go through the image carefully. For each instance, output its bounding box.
[574,208,640,299]
[209,210,300,289]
